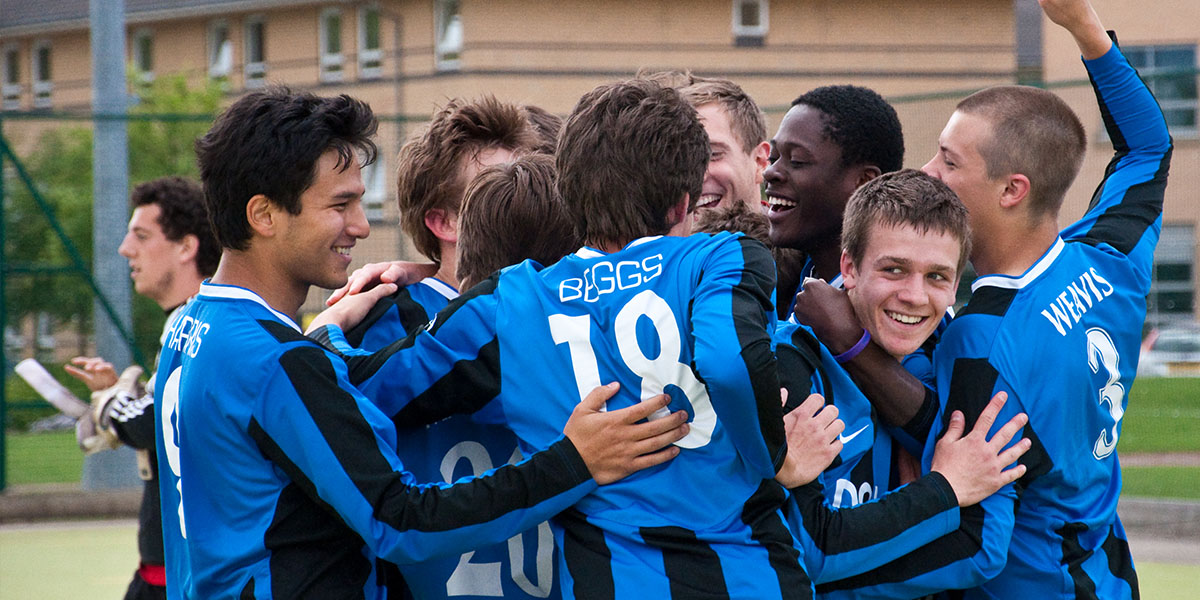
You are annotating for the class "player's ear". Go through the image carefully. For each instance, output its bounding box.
[752,141,771,183]
[855,165,882,188]
[425,208,459,244]
[176,233,199,264]
[246,194,277,238]
[840,249,859,290]
[999,173,1031,210]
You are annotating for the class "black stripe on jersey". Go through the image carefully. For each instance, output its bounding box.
[1078,147,1171,256]
[345,287,433,347]
[1101,524,1140,598]
[260,319,309,344]
[743,481,813,600]
[776,329,842,471]
[1059,522,1100,600]
[730,237,787,471]
[815,500,985,593]
[239,579,254,600]
[276,345,591,533]
[559,508,615,600]
[956,287,1017,319]
[639,525,730,599]
[390,338,502,430]
[793,472,957,558]
[944,358,1052,493]
[248,417,372,599]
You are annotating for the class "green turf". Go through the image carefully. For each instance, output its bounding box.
[1122,376,1200,453]
[1122,466,1200,500]
[4,429,83,486]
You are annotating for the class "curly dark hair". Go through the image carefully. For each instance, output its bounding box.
[791,85,903,173]
[131,176,220,276]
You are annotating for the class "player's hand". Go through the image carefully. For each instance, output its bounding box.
[1038,0,1109,60]
[565,383,689,485]
[775,390,843,489]
[931,391,1031,507]
[306,283,397,335]
[326,261,438,306]
[64,357,118,392]
[792,278,863,355]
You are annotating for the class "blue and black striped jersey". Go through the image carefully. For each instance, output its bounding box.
[342,232,819,599]
[817,39,1171,600]
[153,282,597,600]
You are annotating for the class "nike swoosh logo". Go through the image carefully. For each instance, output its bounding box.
[839,424,870,445]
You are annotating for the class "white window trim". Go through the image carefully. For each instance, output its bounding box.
[32,39,51,109]
[362,157,388,221]
[2,43,21,110]
[244,15,266,89]
[132,28,155,82]
[358,3,383,80]
[731,0,769,38]
[208,19,233,78]
[320,7,344,82]
[1124,44,1197,138]
[434,0,462,71]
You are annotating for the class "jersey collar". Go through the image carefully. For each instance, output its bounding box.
[575,235,664,258]
[197,281,302,332]
[420,277,460,300]
[971,237,1065,292]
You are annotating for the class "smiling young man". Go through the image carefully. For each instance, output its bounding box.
[800,1,1172,597]
[154,87,688,600]
[675,76,771,212]
[65,176,218,600]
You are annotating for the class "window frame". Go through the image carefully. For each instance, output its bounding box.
[208,19,232,78]
[132,28,155,82]
[434,0,462,71]
[319,7,345,82]
[2,43,21,110]
[31,39,52,109]
[244,15,267,89]
[361,156,388,222]
[731,0,768,43]
[358,3,383,80]
[1124,44,1198,138]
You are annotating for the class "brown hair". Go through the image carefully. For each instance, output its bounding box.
[842,169,972,275]
[456,154,580,289]
[678,76,767,154]
[395,96,538,262]
[522,104,563,155]
[131,176,221,277]
[956,85,1086,217]
[556,79,708,248]
[692,201,771,247]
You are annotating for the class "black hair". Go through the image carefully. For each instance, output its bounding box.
[792,85,903,173]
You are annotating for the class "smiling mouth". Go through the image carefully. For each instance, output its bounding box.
[696,194,721,209]
[886,310,924,325]
[766,195,796,213]
[334,247,352,257]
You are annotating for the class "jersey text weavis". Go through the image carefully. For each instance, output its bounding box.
[559,254,663,303]
[1039,267,1114,336]
[165,315,210,358]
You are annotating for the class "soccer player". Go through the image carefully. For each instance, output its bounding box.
[801,1,1172,597]
[675,75,771,212]
[154,87,689,600]
[64,176,218,600]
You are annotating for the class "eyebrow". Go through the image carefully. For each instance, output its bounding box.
[879,255,955,274]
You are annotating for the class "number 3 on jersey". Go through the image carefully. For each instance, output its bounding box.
[548,289,716,448]
[1086,327,1125,460]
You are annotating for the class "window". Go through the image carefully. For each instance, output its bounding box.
[358,4,383,79]
[434,0,462,71]
[244,16,266,88]
[732,0,768,45]
[32,40,51,108]
[1125,45,1197,136]
[208,20,232,78]
[1147,224,1195,327]
[2,44,20,110]
[362,157,388,221]
[132,29,154,81]
[320,8,344,82]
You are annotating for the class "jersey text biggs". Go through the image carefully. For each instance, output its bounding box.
[558,254,663,302]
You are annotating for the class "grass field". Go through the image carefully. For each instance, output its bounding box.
[0,520,1195,599]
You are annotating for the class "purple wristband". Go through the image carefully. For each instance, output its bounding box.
[834,329,870,363]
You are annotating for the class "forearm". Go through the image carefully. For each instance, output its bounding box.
[840,343,928,428]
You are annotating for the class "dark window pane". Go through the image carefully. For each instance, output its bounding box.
[365,10,380,49]
[1156,262,1193,282]
[740,2,760,28]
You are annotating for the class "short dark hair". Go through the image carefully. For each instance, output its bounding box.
[395,96,539,262]
[456,154,580,289]
[842,169,971,275]
[792,85,904,173]
[692,201,771,248]
[557,79,708,247]
[956,85,1086,217]
[195,87,377,250]
[522,105,564,155]
[131,176,220,276]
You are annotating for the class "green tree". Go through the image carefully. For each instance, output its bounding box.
[4,74,223,366]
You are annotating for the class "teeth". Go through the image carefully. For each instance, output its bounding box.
[696,194,720,207]
[767,196,796,209]
[887,311,922,325]
[335,247,351,256]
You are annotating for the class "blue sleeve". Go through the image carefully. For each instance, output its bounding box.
[787,472,960,584]
[250,342,596,565]
[1061,40,1172,281]
[692,236,786,476]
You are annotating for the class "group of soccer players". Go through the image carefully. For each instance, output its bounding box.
[146,0,1170,598]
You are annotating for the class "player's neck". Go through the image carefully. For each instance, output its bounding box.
[971,219,1060,278]
[210,250,307,322]
[154,270,205,312]
[807,243,843,284]
[435,247,459,289]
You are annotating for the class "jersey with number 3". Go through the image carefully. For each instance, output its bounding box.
[351,232,811,599]
[817,41,1171,600]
